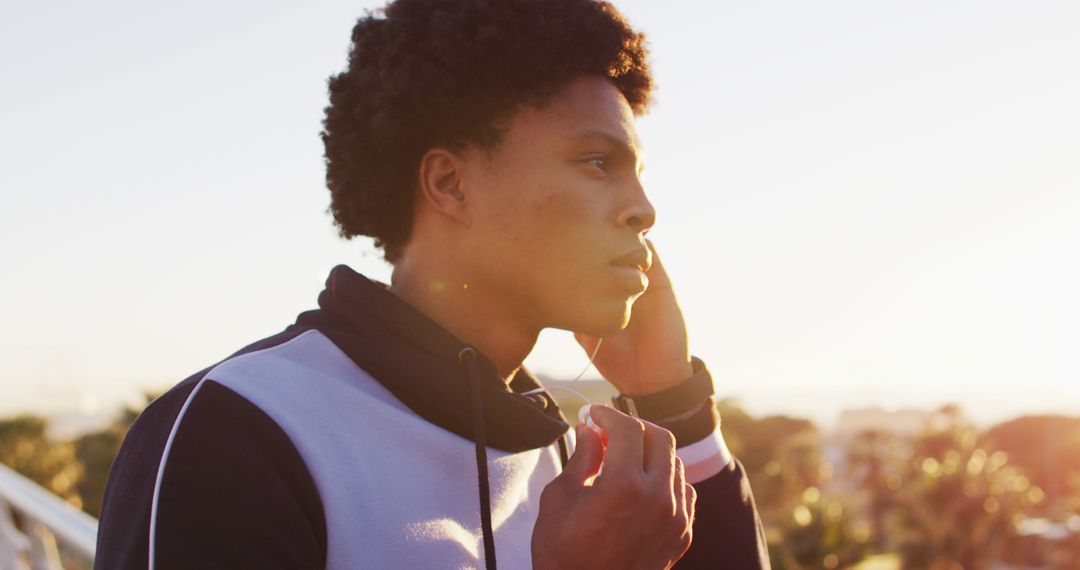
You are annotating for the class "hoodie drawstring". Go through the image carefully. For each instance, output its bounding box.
[556,433,570,469]
[458,347,497,570]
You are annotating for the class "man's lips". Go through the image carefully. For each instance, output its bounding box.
[610,246,652,274]
[610,246,652,292]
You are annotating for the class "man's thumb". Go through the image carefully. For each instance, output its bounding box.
[561,424,604,485]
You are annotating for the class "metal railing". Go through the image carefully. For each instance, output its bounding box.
[0,463,96,570]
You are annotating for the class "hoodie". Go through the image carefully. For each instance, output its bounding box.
[95,265,769,569]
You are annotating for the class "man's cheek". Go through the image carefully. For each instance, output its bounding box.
[533,187,596,235]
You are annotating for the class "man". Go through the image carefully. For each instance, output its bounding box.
[95,0,769,568]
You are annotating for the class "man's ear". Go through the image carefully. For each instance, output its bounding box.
[417,147,472,227]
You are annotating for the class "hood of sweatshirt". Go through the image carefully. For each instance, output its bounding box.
[293,264,572,453]
[294,265,571,567]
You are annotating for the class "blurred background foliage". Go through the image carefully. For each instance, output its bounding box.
[1,393,151,518]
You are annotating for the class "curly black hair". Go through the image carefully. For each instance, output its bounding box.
[320,0,654,264]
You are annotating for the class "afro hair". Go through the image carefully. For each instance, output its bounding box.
[321,0,654,263]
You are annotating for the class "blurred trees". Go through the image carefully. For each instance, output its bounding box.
[846,428,905,553]
[890,406,1029,569]
[0,415,84,509]
[0,392,154,517]
[771,496,868,570]
[983,416,1080,511]
[719,399,822,513]
[720,401,1080,569]
[720,400,866,569]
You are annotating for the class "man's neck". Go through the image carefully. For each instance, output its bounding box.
[387,256,540,386]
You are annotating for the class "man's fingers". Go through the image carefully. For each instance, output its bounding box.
[641,238,674,294]
[561,424,604,487]
[686,482,697,524]
[642,420,676,483]
[674,456,690,522]
[672,456,686,515]
[676,457,697,554]
[588,405,645,475]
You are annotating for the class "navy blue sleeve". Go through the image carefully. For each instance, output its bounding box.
[675,457,770,569]
[642,398,770,569]
[95,378,327,569]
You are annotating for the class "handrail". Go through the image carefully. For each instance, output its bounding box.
[0,462,97,565]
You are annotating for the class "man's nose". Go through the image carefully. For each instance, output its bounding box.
[618,185,656,235]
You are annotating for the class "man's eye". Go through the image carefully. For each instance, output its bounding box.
[585,156,607,172]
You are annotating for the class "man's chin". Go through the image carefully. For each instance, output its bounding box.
[558,301,632,338]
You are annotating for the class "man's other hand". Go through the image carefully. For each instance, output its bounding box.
[532,405,697,570]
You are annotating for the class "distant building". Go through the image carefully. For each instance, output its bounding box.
[832,407,938,442]
[45,410,110,441]
[822,407,941,494]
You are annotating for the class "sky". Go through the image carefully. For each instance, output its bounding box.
[1,0,1077,429]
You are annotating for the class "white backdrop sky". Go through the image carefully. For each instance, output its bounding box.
[1,0,1077,428]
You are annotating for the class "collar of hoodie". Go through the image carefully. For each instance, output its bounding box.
[294,265,573,569]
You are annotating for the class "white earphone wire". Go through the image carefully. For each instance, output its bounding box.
[521,337,603,412]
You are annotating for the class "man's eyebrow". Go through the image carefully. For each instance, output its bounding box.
[569,129,645,172]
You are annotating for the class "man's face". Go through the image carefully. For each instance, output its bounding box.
[462,75,656,337]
